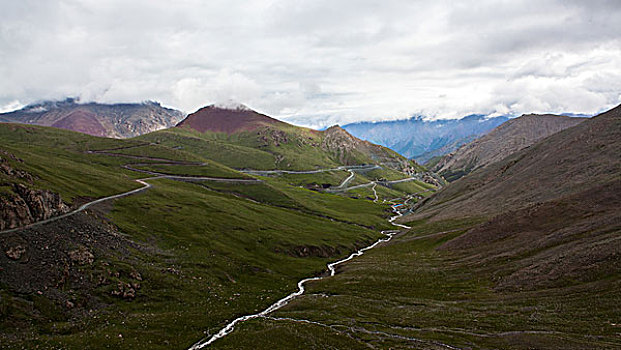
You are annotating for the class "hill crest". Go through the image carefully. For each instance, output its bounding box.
[176,105,287,134]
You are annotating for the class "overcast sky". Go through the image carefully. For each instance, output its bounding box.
[1,0,620,128]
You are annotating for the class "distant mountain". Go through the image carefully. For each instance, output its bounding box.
[341,114,510,163]
[158,104,423,173]
[410,104,620,221]
[0,98,184,138]
[433,114,588,181]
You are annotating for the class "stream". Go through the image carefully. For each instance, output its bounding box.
[188,204,411,349]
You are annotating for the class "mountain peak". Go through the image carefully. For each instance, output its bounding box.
[176,103,285,134]
[0,99,183,138]
[212,100,251,111]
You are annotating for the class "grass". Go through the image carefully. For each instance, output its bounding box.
[389,179,435,196]
[0,123,410,349]
[276,170,351,188]
[5,178,390,349]
[129,163,249,179]
[213,218,621,349]
[139,129,280,170]
[139,127,345,171]
[139,124,418,174]
[0,123,252,204]
[0,124,142,203]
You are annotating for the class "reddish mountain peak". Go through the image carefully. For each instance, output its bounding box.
[176,105,287,134]
[50,109,107,137]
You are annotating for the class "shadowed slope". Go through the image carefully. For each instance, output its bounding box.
[412,105,620,221]
[434,114,588,181]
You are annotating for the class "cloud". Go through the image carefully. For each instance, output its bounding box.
[1,0,620,128]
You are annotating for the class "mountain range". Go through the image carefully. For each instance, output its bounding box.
[243,104,620,349]
[0,97,619,349]
[341,114,510,162]
[431,113,588,181]
[0,98,184,138]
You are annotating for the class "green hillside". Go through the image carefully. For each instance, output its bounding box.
[212,106,621,349]
[0,122,435,349]
[138,108,424,173]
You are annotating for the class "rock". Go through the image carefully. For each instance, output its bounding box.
[5,244,26,260]
[0,153,33,182]
[111,281,137,300]
[1,183,69,230]
[122,287,136,299]
[129,270,142,281]
[68,247,94,265]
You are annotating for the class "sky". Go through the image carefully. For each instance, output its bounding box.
[1,0,620,128]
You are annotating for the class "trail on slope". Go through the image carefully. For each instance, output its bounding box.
[239,164,380,176]
[0,174,261,235]
[0,158,416,235]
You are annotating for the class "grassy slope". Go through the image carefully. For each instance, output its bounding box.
[216,218,620,349]
[138,128,280,170]
[139,124,420,173]
[0,124,250,203]
[209,108,621,349]
[0,124,144,203]
[0,123,409,349]
[139,127,342,171]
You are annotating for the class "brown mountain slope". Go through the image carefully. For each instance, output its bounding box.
[0,99,184,138]
[50,110,108,137]
[433,114,588,181]
[175,104,286,134]
[410,105,619,221]
[400,104,621,292]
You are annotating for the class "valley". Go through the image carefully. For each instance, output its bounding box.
[0,104,619,349]
[0,110,436,349]
[2,2,620,349]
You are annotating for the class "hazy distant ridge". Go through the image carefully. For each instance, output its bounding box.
[341,114,510,162]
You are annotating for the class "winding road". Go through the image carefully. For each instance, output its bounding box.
[0,153,419,235]
[2,150,430,347]
[0,174,261,235]
[239,164,380,176]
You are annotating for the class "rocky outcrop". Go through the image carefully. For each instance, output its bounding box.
[0,184,69,230]
[68,246,95,266]
[321,125,416,172]
[1,153,68,230]
[258,127,290,146]
[321,125,362,163]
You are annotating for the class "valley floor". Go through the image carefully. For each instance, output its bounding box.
[212,218,620,349]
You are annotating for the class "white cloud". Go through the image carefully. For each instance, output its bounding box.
[1,0,620,127]
[0,100,24,113]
